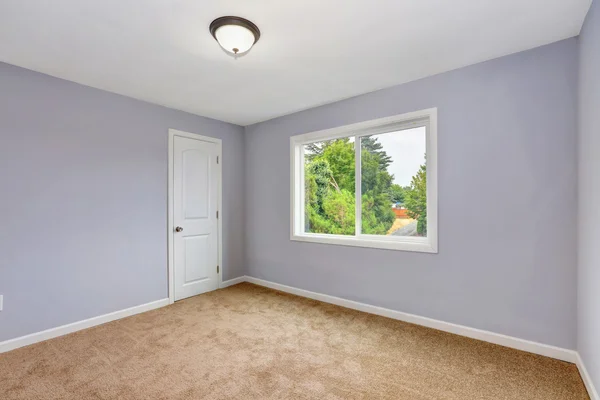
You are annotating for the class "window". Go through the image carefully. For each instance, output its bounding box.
[291,108,437,253]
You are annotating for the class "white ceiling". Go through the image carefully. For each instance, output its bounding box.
[0,0,592,126]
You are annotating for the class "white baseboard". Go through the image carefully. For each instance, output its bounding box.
[576,353,599,400]
[244,276,577,363]
[0,275,247,354]
[220,276,246,289]
[0,298,169,354]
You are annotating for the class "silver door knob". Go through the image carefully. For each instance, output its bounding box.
[175,226,183,232]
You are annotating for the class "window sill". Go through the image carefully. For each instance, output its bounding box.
[290,233,438,253]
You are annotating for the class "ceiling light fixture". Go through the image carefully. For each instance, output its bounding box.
[209,16,260,58]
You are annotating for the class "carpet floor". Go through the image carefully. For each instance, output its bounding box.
[0,283,589,399]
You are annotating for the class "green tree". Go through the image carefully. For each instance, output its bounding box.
[360,139,395,233]
[320,138,355,192]
[361,136,392,169]
[304,140,330,160]
[321,190,355,234]
[361,192,395,234]
[304,143,355,234]
[305,158,332,214]
[404,162,427,236]
[389,184,405,204]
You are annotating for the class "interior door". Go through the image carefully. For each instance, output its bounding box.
[173,135,219,301]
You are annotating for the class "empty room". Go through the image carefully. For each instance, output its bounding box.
[0,1,599,399]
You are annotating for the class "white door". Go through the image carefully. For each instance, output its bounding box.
[173,135,220,301]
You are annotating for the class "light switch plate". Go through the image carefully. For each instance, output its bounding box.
[0,295,3,311]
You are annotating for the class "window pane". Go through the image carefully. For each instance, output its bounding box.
[361,127,427,237]
[304,138,355,235]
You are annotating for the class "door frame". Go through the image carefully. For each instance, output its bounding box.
[167,129,223,304]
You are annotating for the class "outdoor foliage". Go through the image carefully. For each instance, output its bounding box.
[389,184,406,204]
[404,162,427,235]
[305,139,355,235]
[304,137,426,236]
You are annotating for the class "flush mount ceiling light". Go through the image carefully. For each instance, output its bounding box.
[209,16,260,57]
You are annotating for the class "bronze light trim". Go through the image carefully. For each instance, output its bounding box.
[209,16,261,54]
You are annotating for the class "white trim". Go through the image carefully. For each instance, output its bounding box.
[244,276,577,363]
[290,233,436,252]
[219,276,246,288]
[355,136,362,236]
[289,108,438,253]
[0,299,169,354]
[576,352,600,400]
[168,129,223,303]
[426,110,438,253]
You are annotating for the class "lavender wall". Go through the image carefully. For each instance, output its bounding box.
[244,39,579,349]
[0,62,245,342]
[0,34,583,352]
[578,0,600,392]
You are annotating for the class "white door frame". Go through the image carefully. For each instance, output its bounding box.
[168,129,223,304]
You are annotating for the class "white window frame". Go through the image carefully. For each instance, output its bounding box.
[290,108,438,253]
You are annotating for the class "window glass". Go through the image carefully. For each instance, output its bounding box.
[361,127,427,237]
[304,138,355,235]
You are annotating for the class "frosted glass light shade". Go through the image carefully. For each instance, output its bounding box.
[210,17,260,57]
[215,25,255,55]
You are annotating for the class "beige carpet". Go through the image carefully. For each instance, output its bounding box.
[0,283,589,399]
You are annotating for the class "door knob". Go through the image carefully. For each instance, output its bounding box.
[175,226,183,232]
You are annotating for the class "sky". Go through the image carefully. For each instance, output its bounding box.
[372,126,426,186]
